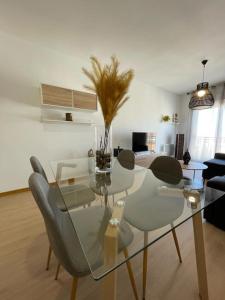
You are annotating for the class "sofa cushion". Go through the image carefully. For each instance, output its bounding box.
[207,176,225,192]
[203,158,225,180]
[204,158,225,167]
[214,153,225,160]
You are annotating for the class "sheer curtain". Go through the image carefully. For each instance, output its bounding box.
[188,83,225,162]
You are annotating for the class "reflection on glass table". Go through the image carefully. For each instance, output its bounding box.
[50,157,224,300]
[179,160,208,190]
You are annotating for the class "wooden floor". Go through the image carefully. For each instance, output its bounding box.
[1,191,225,300]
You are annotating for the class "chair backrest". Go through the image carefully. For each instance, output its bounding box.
[30,156,48,182]
[150,156,182,184]
[117,150,135,170]
[29,172,89,277]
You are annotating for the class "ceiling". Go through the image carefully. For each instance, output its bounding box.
[1,0,225,94]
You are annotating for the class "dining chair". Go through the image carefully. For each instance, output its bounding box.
[150,155,191,185]
[29,173,139,300]
[149,156,185,264]
[123,168,184,299]
[117,149,135,170]
[117,150,135,200]
[30,156,95,270]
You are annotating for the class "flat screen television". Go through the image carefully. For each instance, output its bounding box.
[132,132,148,152]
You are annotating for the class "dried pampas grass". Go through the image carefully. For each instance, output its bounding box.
[82,56,134,129]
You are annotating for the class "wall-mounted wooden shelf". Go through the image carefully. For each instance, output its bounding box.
[73,90,97,111]
[161,122,182,125]
[41,118,94,126]
[41,103,96,113]
[41,84,97,111]
[41,84,73,107]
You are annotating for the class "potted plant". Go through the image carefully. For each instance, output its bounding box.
[162,115,171,122]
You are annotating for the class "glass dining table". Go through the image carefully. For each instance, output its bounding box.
[50,157,224,300]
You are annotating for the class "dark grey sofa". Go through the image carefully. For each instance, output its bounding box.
[203,153,225,180]
[204,175,225,230]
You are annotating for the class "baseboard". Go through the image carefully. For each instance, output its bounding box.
[0,187,30,197]
[0,178,76,197]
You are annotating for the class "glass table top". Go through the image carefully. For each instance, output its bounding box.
[50,157,224,280]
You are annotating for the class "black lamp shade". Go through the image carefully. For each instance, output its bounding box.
[189,82,215,110]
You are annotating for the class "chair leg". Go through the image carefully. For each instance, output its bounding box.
[143,232,148,300]
[172,228,182,263]
[46,245,52,270]
[143,248,148,300]
[70,277,78,300]
[55,263,61,280]
[123,248,139,300]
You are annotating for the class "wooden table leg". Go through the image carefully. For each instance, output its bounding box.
[102,206,124,300]
[192,212,209,300]
[143,231,148,300]
[102,251,117,300]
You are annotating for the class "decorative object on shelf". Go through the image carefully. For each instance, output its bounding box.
[162,115,171,122]
[147,132,156,152]
[183,149,191,165]
[172,113,178,123]
[189,60,215,110]
[65,112,73,121]
[83,56,134,173]
[88,148,94,157]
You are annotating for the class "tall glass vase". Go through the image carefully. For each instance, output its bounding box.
[95,125,112,173]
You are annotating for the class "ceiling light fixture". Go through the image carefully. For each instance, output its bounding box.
[189,59,214,110]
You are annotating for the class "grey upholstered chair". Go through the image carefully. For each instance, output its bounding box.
[117,150,135,170]
[123,169,184,299]
[30,156,95,270]
[30,157,95,211]
[29,173,138,300]
[30,156,48,181]
[150,156,183,184]
[150,155,191,185]
[112,150,135,200]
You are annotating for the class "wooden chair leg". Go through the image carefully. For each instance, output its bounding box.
[172,228,182,263]
[46,245,52,270]
[143,232,148,300]
[55,263,61,280]
[143,248,148,300]
[70,277,78,300]
[123,248,139,300]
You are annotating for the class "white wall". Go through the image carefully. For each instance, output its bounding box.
[0,32,181,192]
[113,81,181,151]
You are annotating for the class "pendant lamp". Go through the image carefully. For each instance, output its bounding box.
[189,60,214,110]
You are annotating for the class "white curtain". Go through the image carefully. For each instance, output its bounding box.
[188,83,225,162]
